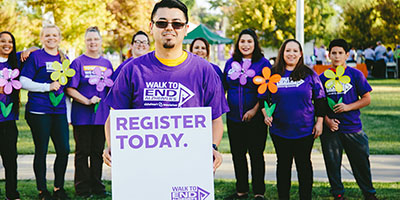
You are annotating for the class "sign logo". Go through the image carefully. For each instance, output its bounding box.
[144,82,195,107]
[326,82,352,95]
[46,62,56,72]
[171,186,210,200]
[83,65,107,78]
[277,77,304,88]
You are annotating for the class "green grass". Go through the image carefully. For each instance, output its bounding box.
[218,79,400,154]
[0,180,398,200]
[15,79,400,154]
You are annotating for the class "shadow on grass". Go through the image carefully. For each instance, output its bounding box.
[215,180,400,200]
[0,179,398,199]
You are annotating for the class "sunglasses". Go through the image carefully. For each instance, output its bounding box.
[153,20,186,29]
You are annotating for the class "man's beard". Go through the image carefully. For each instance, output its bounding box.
[163,41,175,49]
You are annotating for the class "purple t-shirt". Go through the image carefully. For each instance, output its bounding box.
[224,57,271,122]
[21,49,68,114]
[0,53,22,122]
[112,57,133,81]
[104,51,229,120]
[266,70,325,139]
[211,63,227,90]
[319,66,372,133]
[68,54,113,125]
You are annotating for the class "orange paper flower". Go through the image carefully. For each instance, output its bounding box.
[253,67,281,94]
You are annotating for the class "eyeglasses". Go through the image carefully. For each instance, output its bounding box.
[152,20,186,29]
[134,40,149,45]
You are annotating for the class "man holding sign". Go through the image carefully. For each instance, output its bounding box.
[103,0,228,172]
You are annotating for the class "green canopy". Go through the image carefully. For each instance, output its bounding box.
[183,24,233,45]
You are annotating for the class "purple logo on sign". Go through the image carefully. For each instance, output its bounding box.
[171,186,210,200]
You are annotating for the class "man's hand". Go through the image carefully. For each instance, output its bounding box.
[324,116,340,132]
[103,147,111,167]
[213,149,222,172]
[333,103,350,113]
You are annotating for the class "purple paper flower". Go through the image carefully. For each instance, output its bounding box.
[228,60,255,85]
[88,67,114,92]
[0,68,22,95]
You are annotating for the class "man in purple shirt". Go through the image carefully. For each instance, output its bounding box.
[102,0,229,172]
[319,39,378,200]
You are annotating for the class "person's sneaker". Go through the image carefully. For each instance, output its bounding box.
[38,190,53,200]
[363,192,379,200]
[334,194,346,200]
[224,193,249,200]
[254,195,266,200]
[52,188,69,200]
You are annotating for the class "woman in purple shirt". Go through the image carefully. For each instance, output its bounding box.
[66,26,112,198]
[112,31,150,80]
[20,25,70,200]
[223,29,271,200]
[262,39,326,200]
[0,31,21,200]
[190,37,227,90]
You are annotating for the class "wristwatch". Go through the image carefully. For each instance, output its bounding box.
[212,144,218,151]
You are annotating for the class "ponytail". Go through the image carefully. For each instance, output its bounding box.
[58,48,66,62]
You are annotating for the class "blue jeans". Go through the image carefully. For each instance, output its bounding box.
[26,113,70,191]
[320,128,376,196]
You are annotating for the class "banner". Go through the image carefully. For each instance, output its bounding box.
[110,107,214,200]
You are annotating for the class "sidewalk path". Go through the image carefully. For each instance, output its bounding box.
[0,153,399,182]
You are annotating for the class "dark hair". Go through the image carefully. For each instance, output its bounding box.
[272,39,313,81]
[151,0,188,23]
[131,31,150,45]
[329,39,349,53]
[0,31,20,115]
[189,37,210,58]
[387,47,392,51]
[232,29,264,63]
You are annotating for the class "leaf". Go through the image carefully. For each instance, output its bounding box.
[266,103,276,117]
[94,101,100,113]
[0,101,13,118]
[49,92,64,107]
[327,97,336,111]
[338,97,343,104]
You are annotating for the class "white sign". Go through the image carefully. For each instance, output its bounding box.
[110,107,214,200]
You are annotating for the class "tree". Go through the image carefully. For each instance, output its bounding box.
[26,0,114,53]
[338,0,400,48]
[209,0,336,48]
[0,0,41,50]
[190,4,223,30]
[106,0,154,55]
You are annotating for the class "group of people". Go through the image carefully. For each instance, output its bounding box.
[0,0,379,200]
[363,41,397,78]
[316,41,398,79]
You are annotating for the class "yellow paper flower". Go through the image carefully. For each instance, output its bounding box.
[50,60,76,85]
[324,65,351,92]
